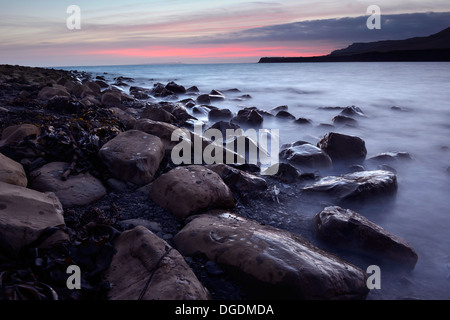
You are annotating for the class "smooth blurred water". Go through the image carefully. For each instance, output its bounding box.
[61,62,450,299]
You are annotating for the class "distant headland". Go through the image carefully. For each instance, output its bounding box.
[259,27,450,63]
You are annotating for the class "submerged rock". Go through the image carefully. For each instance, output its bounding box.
[340,106,365,117]
[232,108,264,126]
[0,181,68,254]
[280,143,332,169]
[315,206,418,269]
[275,110,296,120]
[29,162,107,207]
[174,212,369,300]
[303,170,397,202]
[317,132,367,163]
[367,151,413,163]
[105,226,210,300]
[99,130,165,186]
[205,163,267,193]
[149,165,235,219]
[208,108,233,121]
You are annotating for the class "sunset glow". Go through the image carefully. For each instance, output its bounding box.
[1,1,449,66]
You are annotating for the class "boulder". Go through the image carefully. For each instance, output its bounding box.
[133,119,186,154]
[149,165,235,219]
[140,106,177,124]
[208,108,233,121]
[84,81,102,95]
[0,153,28,187]
[232,109,263,126]
[105,226,210,300]
[165,81,186,94]
[37,86,70,100]
[269,105,288,114]
[340,106,365,117]
[205,163,267,192]
[99,130,165,186]
[303,170,397,202]
[315,206,418,268]
[186,86,199,93]
[174,212,369,300]
[110,107,136,130]
[280,143,332,169]
[295,117,313,125]
[29,162,107,207]
[0,181,68,254]
[207,121,240,138]
[332,115,358,126]
[151,83,174,98]
[196,94,211,105]
[0,124,40,147]
[101,91,122,107]
[46,96,81,114]
[275,110,296,120]
[262,163,300,183]
[71,83,95,98]
[317,132,367,163]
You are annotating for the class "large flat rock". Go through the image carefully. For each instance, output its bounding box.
[0,182,68,254]
[315,206,418,269]
[303,170,397,201]
[29,162,107,207]
[174,212,369,299]
[105,226,210,300]
[0,153,28,187]
[99,130,165,186]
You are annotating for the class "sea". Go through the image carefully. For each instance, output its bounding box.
[59,62,450,300]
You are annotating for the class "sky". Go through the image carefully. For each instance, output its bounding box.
[0,0,449,66]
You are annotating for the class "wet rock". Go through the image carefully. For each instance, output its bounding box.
[105,226,210,300]
[129,86,151,99]
[71,83,95,98]
[140,105,177,124]
[174,212,369,300]
[276,110,296,120]
[269,105,288,114]
[46,96,81,114]
[294,117,312,125]
[37,86,70,100]
[207,121,241,137]
[340,106,365,117]
[29,162,107,207]
[149,165,235,219]
[133,119,185,154]
[280,143,332,169]
[262,163,301,183]
[84,81,102,95]
[192,106,210,116]
[0,181,68,254]
[303,170,397,202]
[95,79,109,88]
[166,81,186,94]
[0,124,40,147]
[317,132,367,163]
[101,91,122,107]
[332,115,358,126]
[110,107,136,130]
[208,108,233,121]
[196,94,211,104]
[315,206,418,268]
[152,83,174,98]
[186,86,199,93]
[205,163,267,192]
[99,130,165,186]
[0,153,28,187]
[232,109,263,126]
[367,151,413,163]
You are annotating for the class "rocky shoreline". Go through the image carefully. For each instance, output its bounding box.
[0,64,418,300]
